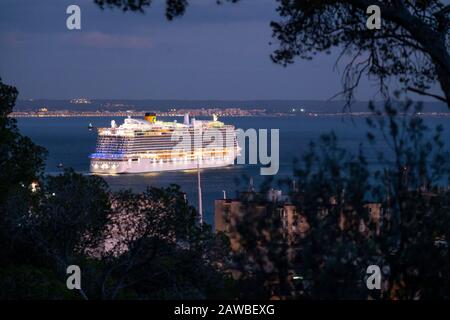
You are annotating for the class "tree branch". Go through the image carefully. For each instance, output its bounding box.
[406,87,447,103]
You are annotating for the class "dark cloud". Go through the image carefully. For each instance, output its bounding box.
[0,0,398,100]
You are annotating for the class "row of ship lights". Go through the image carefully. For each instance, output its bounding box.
[93,114,228,171]
[93,154,234,170]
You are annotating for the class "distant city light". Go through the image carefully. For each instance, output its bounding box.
[70,98,92,104]
[30,181,39,193]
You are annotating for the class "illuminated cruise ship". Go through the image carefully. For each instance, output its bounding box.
[90,113,239,174]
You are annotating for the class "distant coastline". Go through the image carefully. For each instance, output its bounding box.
[16,98,449,114]
[10,110,450,118]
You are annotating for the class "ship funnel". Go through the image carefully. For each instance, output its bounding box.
[144,112,156,123]
[184,113,190,125]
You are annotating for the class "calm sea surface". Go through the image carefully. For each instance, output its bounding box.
[17,116,450,224]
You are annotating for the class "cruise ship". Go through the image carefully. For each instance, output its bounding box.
[90,113,239,174]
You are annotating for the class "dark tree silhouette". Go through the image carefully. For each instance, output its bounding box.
[0,79,69,299]
[94,0,190,20]
[0,78,47,264]
[0,79,46,210]
[270,1,450,107]
[231,100,450,299]
[96,185,231,299]
[0,78,233,299]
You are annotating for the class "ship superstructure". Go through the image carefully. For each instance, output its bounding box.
[90,113,239,174]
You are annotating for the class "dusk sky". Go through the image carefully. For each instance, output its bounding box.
[0,0,438,100]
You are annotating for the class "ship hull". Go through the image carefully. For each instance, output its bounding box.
[90,115,239,174]
[90,157,236,174]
